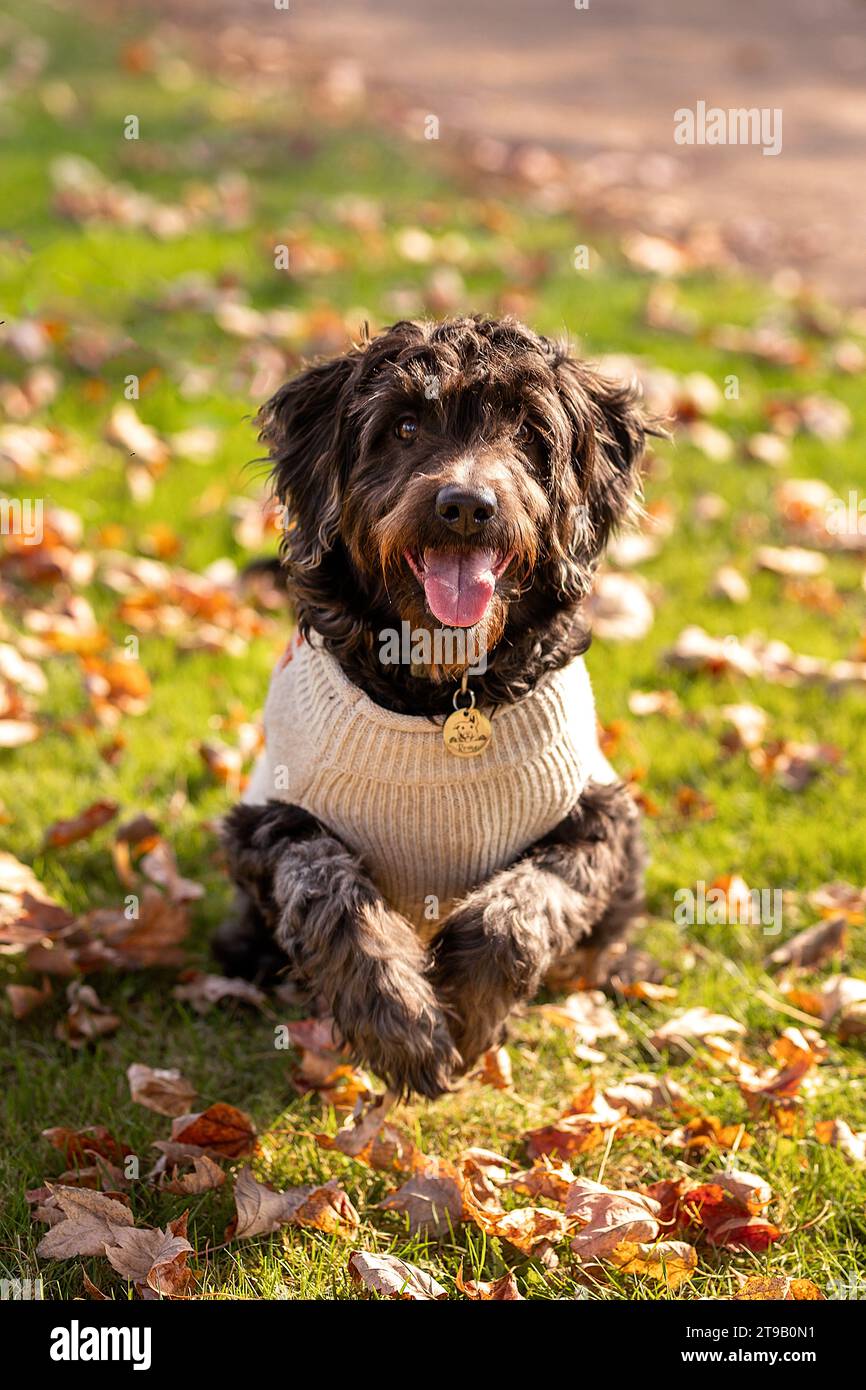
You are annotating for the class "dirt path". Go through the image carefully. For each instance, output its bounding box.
[282,0,866,304]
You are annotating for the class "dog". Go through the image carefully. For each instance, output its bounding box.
[215,315,648,1099]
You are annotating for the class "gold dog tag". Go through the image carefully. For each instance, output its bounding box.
[443,682,492,758]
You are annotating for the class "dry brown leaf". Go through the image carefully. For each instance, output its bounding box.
[43,1125,133,1167]
[157,1154,225,1195]
[105,1212,193,1297]
[755,546,827,578]
[377,1173,464,1237]
[537,990,626,1048]
[0,852,73,949]
[478,1205,568,1256]
[35,1186,134,1258]
[678,1184,781,1251]
[587,571,654,641]
[507,1159,576,1206]
[738,1027,821,1106]
[768,916,847,972]
[55,982,120,1048]
[139,841,204,903]
[733,1276,824,1301]
[817,974,866,1038]
[108,886,189,969]
[6,976,52,1019]
[608,1238,697,1289]
[43,800,119,848]
[602,1073,690,1116]
[0,718,40,746]
[294,1182,360,1235]
[170,1102,256,1158]
[567,1179,661,1260]
[710,1170,773,1211]
[814,1118,866,1163]
[229,1167,315,1239]
[348,1250,446,1300]
[127,1062,197,1118]
[473,1045,512,1090]
[456,1268,523,1300]
[172,972,266,1013]
[458,1149,517,1211]
[665,1113,753,1155]
[650,1006,746,1051]
[316,1092,397,1160]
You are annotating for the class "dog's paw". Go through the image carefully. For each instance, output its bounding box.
[343,1002,461,1101]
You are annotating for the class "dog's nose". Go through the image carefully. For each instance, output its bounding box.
[435,484,498,537]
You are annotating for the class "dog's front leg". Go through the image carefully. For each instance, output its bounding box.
[430,780,644,1070]
[221,803,460,1099]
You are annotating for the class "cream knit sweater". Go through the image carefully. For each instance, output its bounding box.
[244,634,615,934]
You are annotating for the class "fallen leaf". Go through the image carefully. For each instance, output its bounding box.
[608,1238,697,1288]
[294,1182,360,1235]
[665,1114,752,1155]
[55,982,120,1048]
[43,1125,133,1167]
[755,546,827,578]
[377,1173,464,1237]
[567,1179,660,1260]
[768,917,847,971]
[158,1154,225,1195]
[537,990,626,1049]
[348,1251,447,1300]
[507,1160,576,1206]
[127,1063,197,1118]
[35,1186,134,1258]
[679,1184,781,1251]
[456,1267,523,1300]
[171,1103,256,1158]
[733,1276,824,1301]
[139,842,204,903]
[587,572,654,642]
[602,1073,690,1117]
[230,1167,314,1238]
[105,1212,193,1297]
[0,852,73,949]
[473,1045,512,1089]
[814,1118,866,1163]
[172,972,266,1013]
[6,976,52,1019]
[650,1006,746,1051]
[43,800,119,848]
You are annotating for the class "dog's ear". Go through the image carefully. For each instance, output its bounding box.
[257,353,357,568]
[552,354,647,560]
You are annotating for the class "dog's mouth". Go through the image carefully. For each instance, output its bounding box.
[403,547,513,628]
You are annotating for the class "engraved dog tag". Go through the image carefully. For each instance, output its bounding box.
[443,704,492,757]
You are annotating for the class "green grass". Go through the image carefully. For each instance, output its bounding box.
[1,0,865,1300]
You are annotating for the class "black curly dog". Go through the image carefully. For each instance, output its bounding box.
[215,316,649,1098]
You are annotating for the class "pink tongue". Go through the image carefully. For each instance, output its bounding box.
[422,549,497,628]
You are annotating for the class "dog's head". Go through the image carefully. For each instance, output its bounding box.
[258,316,646,677]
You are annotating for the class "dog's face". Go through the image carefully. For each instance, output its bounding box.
[259,316,646,677]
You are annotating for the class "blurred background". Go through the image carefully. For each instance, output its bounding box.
[187,0,866,302]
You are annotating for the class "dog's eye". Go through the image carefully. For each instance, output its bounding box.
[516,421,535,445]
[395,416,419,442]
